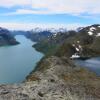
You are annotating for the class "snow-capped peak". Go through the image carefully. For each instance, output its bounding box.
[31,27,67,33]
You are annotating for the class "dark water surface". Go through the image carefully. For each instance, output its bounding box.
[75,57,100,76]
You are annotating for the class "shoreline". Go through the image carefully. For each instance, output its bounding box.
[26,44,100,81]
[0,42,99,99]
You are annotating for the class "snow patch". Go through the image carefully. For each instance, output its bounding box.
[77,41,80,43]
[79,45,82,50]
[90,27,96,31]
[72,44,75,47]
[53,33,57,37]
[76,47,80,52]
[88,31,93,36]
[70,54,80,59]
[96,33,100,37]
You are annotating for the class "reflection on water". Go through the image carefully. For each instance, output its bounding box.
[75,57,100,76]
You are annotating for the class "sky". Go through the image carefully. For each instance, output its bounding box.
[0,0,100,30]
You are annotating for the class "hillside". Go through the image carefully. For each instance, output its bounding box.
[33,24,100,58]
[0,27,19,46]
[33,30,77,56]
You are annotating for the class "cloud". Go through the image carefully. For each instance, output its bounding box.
[31,0,100,15]
[0,22,85,30]
[0,0,100,15]
[0,0,31,7]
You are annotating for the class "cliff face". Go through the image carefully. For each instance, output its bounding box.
[0,27,19,46]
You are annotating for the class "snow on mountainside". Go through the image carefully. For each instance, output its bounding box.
[32,27,67,33]
[50,24,100,59]
[80,24,100,37]
[70,24,100,58]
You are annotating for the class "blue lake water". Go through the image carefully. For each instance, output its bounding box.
[75,57,100,76]
[0,35,43,84]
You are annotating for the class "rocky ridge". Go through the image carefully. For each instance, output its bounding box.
[0,56,100,100]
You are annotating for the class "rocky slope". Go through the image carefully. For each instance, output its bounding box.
[0,27,19,46]
[0,56,100,100]
[26,56,100,99]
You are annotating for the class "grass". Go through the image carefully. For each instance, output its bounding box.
[27,75,40,81]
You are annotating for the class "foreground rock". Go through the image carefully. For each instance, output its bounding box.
[0,56,100,100]
[27,56,100,100]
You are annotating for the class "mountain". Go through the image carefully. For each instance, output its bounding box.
[12,28,67,42]
[0,27,19,46]
[12,24,100,58]
[33,24,100,58]
[31,27,67,33]
[63,24,100,58]
[33,30,77,56]
[29,30,53,42]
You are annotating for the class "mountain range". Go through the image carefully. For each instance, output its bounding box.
[31,24,100,58]
[1,24,100,58]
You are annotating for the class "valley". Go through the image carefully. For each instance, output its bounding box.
[0,25,100,99]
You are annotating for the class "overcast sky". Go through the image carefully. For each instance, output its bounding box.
[0,0,100,30]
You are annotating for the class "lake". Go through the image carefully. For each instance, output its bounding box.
[75,57,100,76]
[0,35,43,84]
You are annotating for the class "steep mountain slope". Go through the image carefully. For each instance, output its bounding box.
[33,30,77,55]
[65,24,100,57]
[33,24,100,58]
[29,30,53,42]
[44,24,100,58]
[0,27,19,46]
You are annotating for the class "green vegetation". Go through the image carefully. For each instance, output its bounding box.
[33,40,59,56]
[91,37,100,54]
[55,43,76,57]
